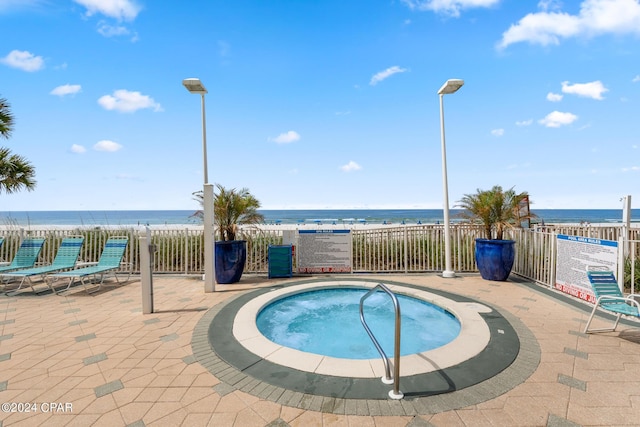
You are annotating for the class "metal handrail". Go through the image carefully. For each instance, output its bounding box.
[359,283,403,399]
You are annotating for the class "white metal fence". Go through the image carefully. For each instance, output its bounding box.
[1,224,638,292]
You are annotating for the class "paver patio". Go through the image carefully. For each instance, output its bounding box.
[1,273,639,426]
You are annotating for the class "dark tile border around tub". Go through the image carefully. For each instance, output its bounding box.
[191,278,541,415]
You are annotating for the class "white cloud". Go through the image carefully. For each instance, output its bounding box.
[93,140,123,152]
[498,0,640,49]
[622,166,639,172]
[98,89,162,113]
[70,144,86,153]
[218,40,231,57]
[516,119,533,126]
[269,131,300,144]
[491,128,505,136]
[370,66,408,86]
[538,0,563,12]
[547,92,563,102]
[633,75,640,82]
[73,0,141,21]
[340,160,362,172]
[538,110,578,127]
[97,22,129,37]
[50,84,82,97]
[0,50,44,72]
[561,80,608,100]
[401,0,500,17]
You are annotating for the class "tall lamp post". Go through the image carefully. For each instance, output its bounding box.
[438,78,464,278]
[183,78,215,292]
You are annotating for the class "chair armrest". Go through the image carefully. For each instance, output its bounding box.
[598,295,640,308]
[76,261,99,268]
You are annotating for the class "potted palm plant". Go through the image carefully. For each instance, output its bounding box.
[457,185,533,281]
[193,184,264,284]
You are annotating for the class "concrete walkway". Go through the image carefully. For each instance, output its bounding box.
[1,273,639,426]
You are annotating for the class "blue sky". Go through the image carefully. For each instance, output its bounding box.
[1,0,638,211]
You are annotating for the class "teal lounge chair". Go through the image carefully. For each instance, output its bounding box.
[584,267,640,333]
[46,236,130,294]
[0,238,46,274]
[1,236,84,293]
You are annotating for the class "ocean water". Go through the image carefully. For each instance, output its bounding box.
[0,208,637,227]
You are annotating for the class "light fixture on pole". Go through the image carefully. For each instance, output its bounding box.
[183,78,215,292]
[437,78,464,278]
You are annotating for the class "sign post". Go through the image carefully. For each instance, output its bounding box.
[555,234,618,302]
[297,229,352,273]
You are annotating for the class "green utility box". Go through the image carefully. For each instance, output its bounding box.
[268,244,293,278]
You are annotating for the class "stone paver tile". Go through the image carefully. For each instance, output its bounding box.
[169,374,197,388]
[83,353,107,365]
[157,386,188,402]
[79,394,119,415]
[145,409,188,427]
[569,382,636,408]
[181,413,213,426]
[455,409,494,426]
[111,387,145,407]
[234,407,272,427]
[208,412,238,426]
[94,380,124,398]
[566,403,634,426]
[473,409,519,427]
[178,387,217,409]
[143,401,184,424]
[214,392,252,413]
[250,399,282,423]
[123,372,157,388]
[74,373,109,389]
[501,396,556,426]
[192,372,219,387]
[279,404,305,423]
[91,409,126,427]
[374,415,415,427]
[132,387,165,404]
[288,410,324,427]
[557,374,586,392]
[547,413,582,427]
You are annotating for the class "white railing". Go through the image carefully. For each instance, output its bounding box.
[624,239,640,294]
[0,224,637,292]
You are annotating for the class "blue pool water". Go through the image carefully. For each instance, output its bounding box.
[256,288,461,359]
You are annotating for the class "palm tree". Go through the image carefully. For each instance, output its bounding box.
[457,185,533,240]
[0,96,36,194]
[193,184,264,241]
[0,97,14,139]
[0,148,36,194]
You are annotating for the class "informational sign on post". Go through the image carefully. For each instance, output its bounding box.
[297,229,351,273]
[555,234,618,302]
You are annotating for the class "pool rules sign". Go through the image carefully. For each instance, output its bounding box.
[555,234,618,302]
[297,229,352,273]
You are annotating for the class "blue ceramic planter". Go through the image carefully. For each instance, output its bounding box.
[215,240,247,284]
[475,239,515,281]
